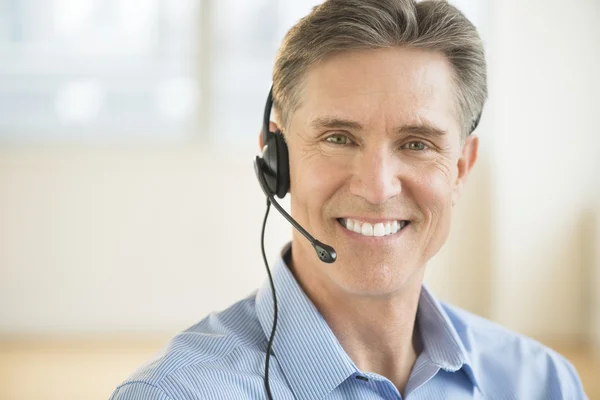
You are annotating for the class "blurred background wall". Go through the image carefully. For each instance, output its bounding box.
[0,0,599,399]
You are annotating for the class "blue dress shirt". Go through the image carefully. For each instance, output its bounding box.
[111,245,588,399]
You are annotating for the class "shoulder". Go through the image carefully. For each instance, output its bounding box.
[441,302,588,399]
[111,292,267,399]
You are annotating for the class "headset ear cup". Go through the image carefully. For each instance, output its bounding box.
[261,137,279,197]
[261,131,290,199]
[273,133,290,198]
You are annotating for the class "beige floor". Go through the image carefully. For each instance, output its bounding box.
[0,337,598,400]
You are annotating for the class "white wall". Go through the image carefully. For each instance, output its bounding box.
[488,0,600,340]
[0,144,291,334]
[590,192,600,357]
[589,184,600,357]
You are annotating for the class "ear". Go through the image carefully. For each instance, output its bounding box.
[452,135,479,206]
[258,121,281,151]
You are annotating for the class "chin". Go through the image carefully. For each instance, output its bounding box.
[330,258,419,297]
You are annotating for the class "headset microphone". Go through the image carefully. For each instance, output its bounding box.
[254,158,336,263]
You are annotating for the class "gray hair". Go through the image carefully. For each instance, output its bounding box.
[272,0,487,138]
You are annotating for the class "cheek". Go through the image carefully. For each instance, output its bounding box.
[409,162,455,222]
[415,157,452,190]
[288,149,347,214]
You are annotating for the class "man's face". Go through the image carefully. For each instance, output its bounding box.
[284,47,478,296]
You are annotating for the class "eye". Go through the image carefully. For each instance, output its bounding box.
[404,141,427,151]
[325,134,351,145]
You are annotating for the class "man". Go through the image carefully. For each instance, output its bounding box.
[111,0,588,399]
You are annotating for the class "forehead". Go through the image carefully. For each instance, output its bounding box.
[293,47,460,135]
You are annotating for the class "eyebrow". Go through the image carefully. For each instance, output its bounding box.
[309,116,448,138]
[310,116,364,131]
[400,123,448,138]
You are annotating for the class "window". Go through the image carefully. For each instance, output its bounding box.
[0,0,202,141]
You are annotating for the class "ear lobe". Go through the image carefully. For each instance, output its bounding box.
[258,130,264,150]
[452,135,479,206]
[269,121,279,133]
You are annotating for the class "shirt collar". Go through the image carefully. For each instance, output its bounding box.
[255,244,481,398]
[417,284,482,393]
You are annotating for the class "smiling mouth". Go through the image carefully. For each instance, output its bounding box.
[336,218,410,237]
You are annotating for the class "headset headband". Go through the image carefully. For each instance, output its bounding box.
[262,85,275,145]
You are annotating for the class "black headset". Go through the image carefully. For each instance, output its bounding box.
[253,86,337,264]
[256,86,290,199]
[253,85,337,400]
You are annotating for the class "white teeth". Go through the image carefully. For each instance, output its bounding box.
[346,219,354,231]
[391,220,399,234]
[341,218,407,237]
[361,222,374,236]
[373,223,385,237]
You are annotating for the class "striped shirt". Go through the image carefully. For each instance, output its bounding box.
[111,245,588,399]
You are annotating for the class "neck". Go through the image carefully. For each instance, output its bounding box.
[288,242,424,396]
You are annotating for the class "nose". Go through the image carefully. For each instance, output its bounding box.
[349,145,401,205]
